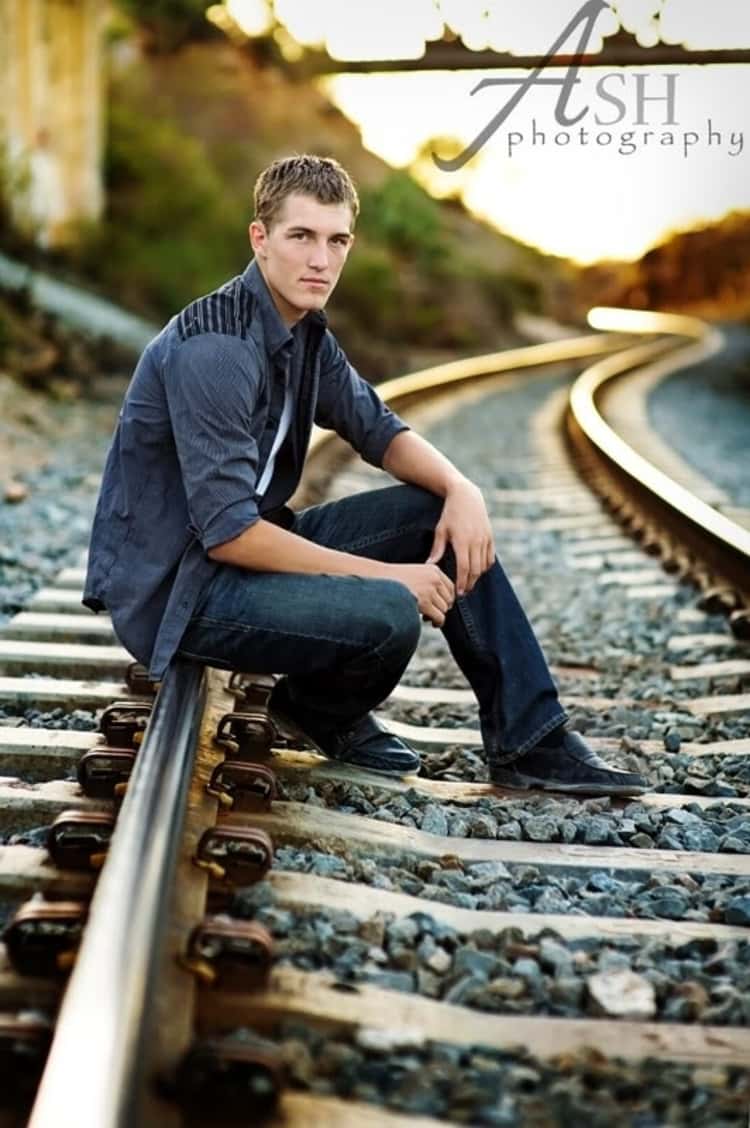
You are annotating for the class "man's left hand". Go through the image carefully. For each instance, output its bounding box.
[426,478,495,596]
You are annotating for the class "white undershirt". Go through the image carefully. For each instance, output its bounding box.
[256,377,293,499]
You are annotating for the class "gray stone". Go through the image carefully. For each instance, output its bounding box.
[724,895,750,925]
[443,973,484,1005]
[549,976,585,1008]
[583,817,613,844]
[523,816,559,842]
[630,831,655,849]
[468,812,499,837]
[417,934,437,961]
[449,815,470,837]
[310,854,349,877]
[533,889,572,914]
[453,947,498,980]
[596,949,631,973]
[647,888,690,918]
[681,826,720,852]
[495,819,523,840]
[372,807,399,824]
[467,860,512,882]
[664,729,682,753]
[486,976,526,999]
[389,944,417,971]
[420,803,449,837]
[367,970,415,993]
[416,967,442,997]
[512,957,543,986]
[255,907,294,934]
[664,807,703,826]
[425,946,453,975]
[587,968,656,1018]
[387,917,420,946]
[539,937,574,977]
[656,830,687,851]
[358,916,386,947]
[588,871,626,894]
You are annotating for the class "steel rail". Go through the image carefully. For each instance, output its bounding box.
[28,657,207,1128]
[21,322,692,1124]
[569,306,750,611]
[307,330,634,458]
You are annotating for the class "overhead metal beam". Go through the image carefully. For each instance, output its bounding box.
[297,31,750,73]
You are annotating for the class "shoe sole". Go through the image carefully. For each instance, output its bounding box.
[270,705,420,778]
[492,772,648,798]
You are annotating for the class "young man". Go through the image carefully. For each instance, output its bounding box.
[83,154,647,796]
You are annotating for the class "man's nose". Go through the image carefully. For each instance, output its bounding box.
[307,240,329,270]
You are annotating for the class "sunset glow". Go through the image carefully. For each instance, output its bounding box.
[221,1,750,263]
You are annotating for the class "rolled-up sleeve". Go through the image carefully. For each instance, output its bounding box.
[315,331,409,467]
[163,334,262,551]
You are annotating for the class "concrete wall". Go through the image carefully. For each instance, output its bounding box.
[0,0,104,247]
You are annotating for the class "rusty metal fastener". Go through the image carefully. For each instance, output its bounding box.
[206,760,277,812]
[227,671,277,710]
[0,1013,53,1098]
[215,710,276,760]
[174,1035,285,1120]
[3,900,88,976]
[194,825,273,885]
[47,810,115,870]
[729,608,750,640]
[98,700,152,749]
[77,747,136,798]
[181,916,273,990]
[125,661,157,697]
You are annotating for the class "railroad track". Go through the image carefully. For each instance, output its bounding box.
[1,310,749,1127]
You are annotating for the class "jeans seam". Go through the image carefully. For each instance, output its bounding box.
[456,594,483,648]
[324,521,430,554]
[491,709,569,765]
[183,616,367,650]
[515,710,569,756]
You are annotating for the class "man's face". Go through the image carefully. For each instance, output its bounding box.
[249,193,354,326]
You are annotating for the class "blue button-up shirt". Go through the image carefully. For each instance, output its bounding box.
[82,259,409,679]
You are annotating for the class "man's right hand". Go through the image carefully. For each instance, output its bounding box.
[387,564,455,627]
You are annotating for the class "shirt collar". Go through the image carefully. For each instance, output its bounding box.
[241,259,327,357]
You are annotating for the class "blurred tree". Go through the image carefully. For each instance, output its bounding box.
[117,0,217,51]
[357,171,447,269]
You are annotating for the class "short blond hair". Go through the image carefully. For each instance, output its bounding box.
[253,154,359,231]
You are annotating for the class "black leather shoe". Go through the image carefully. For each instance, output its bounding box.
[490,729,648,797]
[269,681,420,777]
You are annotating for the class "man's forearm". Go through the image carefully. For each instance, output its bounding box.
[207,518,389,578]
[382,429,466,496]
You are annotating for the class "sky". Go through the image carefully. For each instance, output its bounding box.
[218,0,750,263]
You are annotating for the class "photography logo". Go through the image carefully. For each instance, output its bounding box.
[432,0,744,168]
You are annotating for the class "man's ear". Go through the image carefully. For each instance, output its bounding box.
[249,219,267,257]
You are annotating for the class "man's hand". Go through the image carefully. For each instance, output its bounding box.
[427,478,495,596]
[388,564,456,627]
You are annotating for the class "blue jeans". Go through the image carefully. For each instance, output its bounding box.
[176,484,566,766]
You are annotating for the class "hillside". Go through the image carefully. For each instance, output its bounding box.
[58,36,564,378]
[571,211,750,323]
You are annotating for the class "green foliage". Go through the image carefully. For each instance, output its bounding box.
[478,268,543,316]
[336,242,400,334]
[357,172,447,268]
[117,0,215,51]
[71,100,247,316]
[0,147,34,252]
